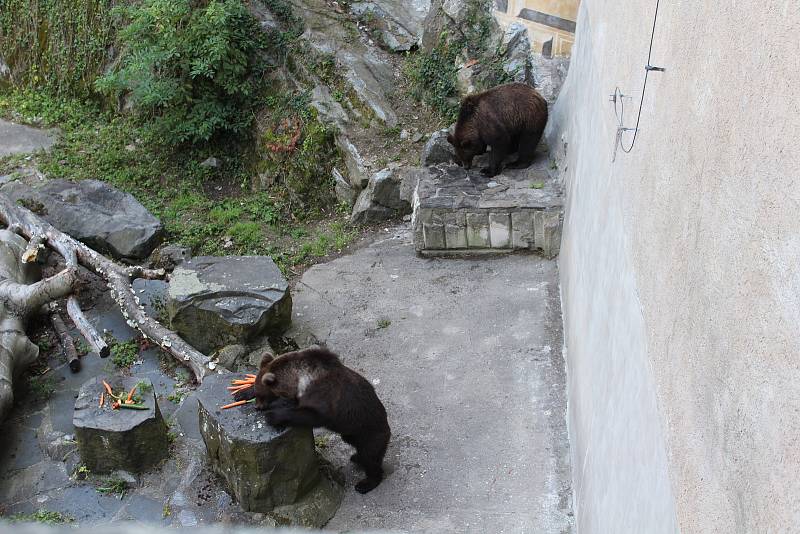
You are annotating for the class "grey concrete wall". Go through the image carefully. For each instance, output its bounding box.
[548,0,800,532]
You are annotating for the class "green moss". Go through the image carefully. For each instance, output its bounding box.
[0,0,116,97]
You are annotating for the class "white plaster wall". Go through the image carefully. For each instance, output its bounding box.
[548,0,800,532]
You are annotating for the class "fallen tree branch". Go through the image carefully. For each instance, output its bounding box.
[66,296,109,358]
[0,194,215,382]
[49,303,80,373]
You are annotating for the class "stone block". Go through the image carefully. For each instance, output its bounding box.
[168,256,291,354]
[541,211,563,259]
[511,210,536,249]
[534,210,546,249]
[489,213,511,248]
[466,213,490,248]
[443,212,467,249]
[197,375,342,525]
[73,377,168,474]
[423,223,446,249]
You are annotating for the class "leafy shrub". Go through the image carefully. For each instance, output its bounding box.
[110,340,139,369]
[95,0,270,146]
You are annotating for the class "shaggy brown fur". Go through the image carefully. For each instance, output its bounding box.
[235,347,391,494]
[447,83,548,177]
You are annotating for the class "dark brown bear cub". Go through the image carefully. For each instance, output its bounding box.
[235,347,390,494]
[447,82,548,177]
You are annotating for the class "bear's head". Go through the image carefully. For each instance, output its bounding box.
[447,132,486,170]
[253,352,283,409]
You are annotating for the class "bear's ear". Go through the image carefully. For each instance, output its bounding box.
[261,372,276,386]
[446,133,455,146]
[259,353,274,368]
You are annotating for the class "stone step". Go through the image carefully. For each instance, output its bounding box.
[411,160,564,258]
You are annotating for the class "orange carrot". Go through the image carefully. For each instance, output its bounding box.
[99,392,105,408]
[221,399,254,410]
[227,385,252,391]
[102,380,113,395]
[126,385,137,402]
[231,379,253,385]
[246,374,256,379]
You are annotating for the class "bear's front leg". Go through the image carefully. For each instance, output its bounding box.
[481,142,509,177]
[265,405,325,429]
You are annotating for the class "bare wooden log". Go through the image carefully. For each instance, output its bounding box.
[0,194,215,382]
[66,296,109,358]
[49,303,80,373]
[0,267,78,317]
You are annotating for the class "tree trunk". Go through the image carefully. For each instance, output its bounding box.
[0,194,217,422]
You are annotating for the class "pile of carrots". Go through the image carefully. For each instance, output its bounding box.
[100,380,148,411]
[221,374,257,410]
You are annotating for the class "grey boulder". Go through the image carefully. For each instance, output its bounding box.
[351,167,414,223]
[421,129,456,166]
[0,179,163,259]
[167,256,292,354]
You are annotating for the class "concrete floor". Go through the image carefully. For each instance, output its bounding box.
[0,120,56,157]
[292,227,574,533]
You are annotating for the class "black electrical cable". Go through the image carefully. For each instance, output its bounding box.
[615,0,662,154]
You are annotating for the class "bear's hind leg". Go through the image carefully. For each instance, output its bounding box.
[506,129,543,170]
[353,430,390,494]
[481,142,510,177]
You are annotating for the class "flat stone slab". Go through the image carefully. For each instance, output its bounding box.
[0,178,164,259]
[73,377,168,474]
[167,256,292,355]
[411,160,564,258]
[196,374,342,524]
[0,119,56,156]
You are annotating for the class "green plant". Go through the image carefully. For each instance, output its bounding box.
[167,390,186,404]
[75,338,92,357]
[135,380,154,394]
[530,181,544,189]
[28,376,57,400]
[405,0,514,120]
[9,510,73,524]
[96,477,128,499]
[376,318,391,329]
[162,504,172,518]
[95,0,270,146]
[110,340,139,369]
[72,464,91,480]
[0,0,116,97]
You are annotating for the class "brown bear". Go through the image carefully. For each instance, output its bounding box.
[235,347,391,494]
[447,82,548,177]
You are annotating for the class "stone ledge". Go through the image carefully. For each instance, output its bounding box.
[411,163,564,259]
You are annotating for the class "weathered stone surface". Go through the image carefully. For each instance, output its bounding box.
[337,136,370,189]
[500,22,533,84]
[465,212,490,247]
[197,374,343,525]
[351,0,431,52]
[151,244,192,270]
[421,129,456,166]
[489,212,511,248]
[0,120,56,157]
[530,54,571,104]
[215,344,249,372]
[511,210,536,248]
[333,167,358,206]
[0,179,163,259]
[73,377,168,474]
[351,167,412,223]
[168,256,292,355]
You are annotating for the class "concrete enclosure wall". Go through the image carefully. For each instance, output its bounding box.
[548,0,800,532]
[493,0,580,56]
